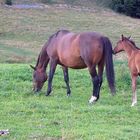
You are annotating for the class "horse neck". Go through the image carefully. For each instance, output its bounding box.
[123,42,135,58]
[36,46,49,71]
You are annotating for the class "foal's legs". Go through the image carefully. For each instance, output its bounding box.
[62,66,71,96]
[88,65,100,103]
[46,59,57,96]
[131,74,137,106]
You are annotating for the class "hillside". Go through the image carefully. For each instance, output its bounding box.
[0,1,140,63]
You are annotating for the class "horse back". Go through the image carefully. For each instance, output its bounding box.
[47,31,105,69]
[57,33,87,68]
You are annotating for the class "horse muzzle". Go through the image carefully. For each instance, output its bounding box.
[32,86,41,93]
[112,50,116,55]
[35,88,42,93]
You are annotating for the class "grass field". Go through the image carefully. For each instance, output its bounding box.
[0,2,140,140]
[0,64,140,140]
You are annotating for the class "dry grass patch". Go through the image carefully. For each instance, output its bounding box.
[0,4,140,63]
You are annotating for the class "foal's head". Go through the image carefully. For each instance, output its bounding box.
[30,65,48,92]
[113,35,134,54]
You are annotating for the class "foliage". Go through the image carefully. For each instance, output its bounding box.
[93,0,112,7]
[41,0,53,4]
[5,0,12,5]
[110,0,140,18]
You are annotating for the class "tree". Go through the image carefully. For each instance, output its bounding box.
[5,0,12,5]
[110,0,140,18]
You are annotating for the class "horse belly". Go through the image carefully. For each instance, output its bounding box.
[58,34,87,69]
[59,54,87,69]
[129,56,140,75]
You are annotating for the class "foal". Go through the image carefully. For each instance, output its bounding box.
[114,35,140,106]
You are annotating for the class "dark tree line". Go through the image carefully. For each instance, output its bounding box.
[110,0,140,18]
[5,0,12,5]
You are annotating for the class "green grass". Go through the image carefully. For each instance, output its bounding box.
[0,64,140,140]
[0,2,140,139]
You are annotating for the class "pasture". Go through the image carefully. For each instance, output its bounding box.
[0,2,140,139]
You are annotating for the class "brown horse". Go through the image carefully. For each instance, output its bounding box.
[30,30,115,103]
[113,35,140,106]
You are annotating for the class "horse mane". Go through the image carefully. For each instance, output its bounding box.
[47,29,70,46]
[55,29,70,36]
[35,29,70,68]
[35,54,40,67]
[127,39,140,50]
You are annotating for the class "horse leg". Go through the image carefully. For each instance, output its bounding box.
[96,60,104,99]
[131,74,137,107]
[45,59,57,96]
[62,66,71,96]
[88,65,100,103]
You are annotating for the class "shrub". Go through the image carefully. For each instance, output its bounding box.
[5,0,12,5]
[41,0,53,4]
[110,0,140,18]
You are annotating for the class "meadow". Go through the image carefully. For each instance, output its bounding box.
[0,2,140,140]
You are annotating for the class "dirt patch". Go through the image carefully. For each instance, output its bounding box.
[4,3,97,13]
[51,4,97,13]
[5,3,44,9]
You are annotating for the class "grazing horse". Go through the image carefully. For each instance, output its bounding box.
[113,35,140,106]
[30,30,115,103]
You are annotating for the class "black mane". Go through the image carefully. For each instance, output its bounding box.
[55,29,70,36]
[128,39,140,50]
[47,29,70,46]
[123,36,140,50]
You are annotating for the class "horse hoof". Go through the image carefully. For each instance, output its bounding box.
[131,102,137,107]
[45,94,50,96]
[89,96,97,104]
[67,94,71,97]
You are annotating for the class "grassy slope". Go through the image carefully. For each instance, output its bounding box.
[0,3,140,62]
[0,2,140,140]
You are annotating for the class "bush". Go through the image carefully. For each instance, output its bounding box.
[110,0,140,18]
[5,0,12,5]
[41,0,53,4]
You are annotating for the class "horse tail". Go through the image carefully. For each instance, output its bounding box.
[102,37,115,95]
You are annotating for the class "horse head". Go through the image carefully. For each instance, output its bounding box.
[113,34,131,54]
[30,65,48,92]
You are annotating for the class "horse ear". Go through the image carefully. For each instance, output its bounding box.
[127,36,131,40]
[30,65,36,70]
[121,34,124,41]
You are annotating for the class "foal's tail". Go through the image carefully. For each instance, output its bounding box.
[102,37,115,95]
